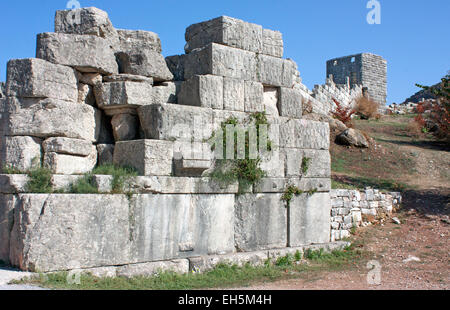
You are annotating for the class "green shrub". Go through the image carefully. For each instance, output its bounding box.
[26,167,53,193]
[92,164,138,194]
[70,175,98,194]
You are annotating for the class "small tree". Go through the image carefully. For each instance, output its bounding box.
[331,98,355,127]
[415,74,449,141]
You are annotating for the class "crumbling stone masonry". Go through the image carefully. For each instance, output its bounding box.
[0,7,347,275]
[326,53,387,106]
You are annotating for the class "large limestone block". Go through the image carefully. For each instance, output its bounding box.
[6,58,78,103]
[259,148,285,178]
[55,7,119,41]
[254,178,331,194]
[178,75,223,109]
[152,81,182,104]
[42,137,92,157]
[36,32,118,75]
[102,74,153,84]
[117,29,162,54]
[43,145,97,175]
[263,87,280,116]
[262,29,283,58]
[244,81,264,113]
[111,113,139,141]
[289,193,331,246]
[95,81,152,111]
[6,97,100,142]
[0,195,15,264]
[9,194,132,272]
[116,50,173,82]
[278,88,302,119]
[138,104,214,143]
[131,194,235,262]
[165,55,186,81]
[257,54,295,87]
[280,118,330,150]
[234,194,287,251]
[185,16,263,54]
[117,259,189,278]
[223,77,244,112]
[113,140,174,176]
[184,43,257,81]
[284,149,331,178]
[1,136,42,172]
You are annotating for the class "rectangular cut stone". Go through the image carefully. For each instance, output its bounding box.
[259,149,285,178]
[117,29,162,53]
[0,194,15,264]
[117,259,189,278]
[189,251,269,273]
[184,43,257,81]
[278,88,302,118]
[280,118,330,150]
[42,137,92,156]
[263,87,280,116]
[0,174,29,193]
[6,97,100,142]
[284,149,330,178]
[36,32,118,74]
[223,77,244,112]
[178,75,223,109]
[254,178,331,193]
[138,104,214,143]
[262,29,283,58]
[116,50,173,82]
[165,55,186,81]
[235,194,287,251]
[174,159,211,177]
[185,16,263,54]
[131,194,235,262]
[95,81,152,110]
[43,146,97,175]
[50,175,83,192]
[257,54,294,87]
[152,81,182,104]
[244,81,264,113]
[113,140,174,176]
[6,58,78,103]
[1,136,42,172]
[289,193,331,246]
[9,194,132,272]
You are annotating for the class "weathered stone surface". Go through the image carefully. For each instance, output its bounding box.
[235,194,287,251]
[77,83,96,106]
[95,81,152,111]
[262,29,283,58]
[6,58,78,103]
[42,137,92,157]
[259,149,285,178]
[284,149,330,178]
[36,32,118,74]
[111,113,139,141]
[152,81,182,104]
[185,16,263,54]
[91,175,114,193]
[113,140,173,176]
[278,88,302,118]
[178,75,223,109]
[50,175,83,192]
[257,54,295,87]
[263,87,279,116]
[279,118,330,150]
[6,97,100,142]
[0,195,15,264]
[96,144,114,166]
[0,82,5,98]
[43,145,97,175]
[77,72,102,86]
[223,77,244,112]
[289,193,331,247]
[131,194,235,262]
[174,159,211,177]
[9,194,132,272]
[336,128,369,148]
[189,251,268,273]
[116,50,173,82]
[165,55,186,81]
[102,74,153,84]
[184,43,257,81]
[244,81,264,113]
[55,7,119,41]
[254,178,331,193]
[117,29,162,53]
[138,104,213,143]
[117,260,189,277]
[1,136,42,171]
[0,175,28,193]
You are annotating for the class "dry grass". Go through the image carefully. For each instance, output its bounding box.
[355,96,380,120]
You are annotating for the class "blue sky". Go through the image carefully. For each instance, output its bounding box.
[0,0,448,104]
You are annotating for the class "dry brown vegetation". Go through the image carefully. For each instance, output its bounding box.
[355,96,381,120]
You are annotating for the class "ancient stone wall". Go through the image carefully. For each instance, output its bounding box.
[326,53,387,106]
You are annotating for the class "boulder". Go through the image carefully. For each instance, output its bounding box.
[6,58,78,103]
[336,128,369,148]
[36,32,118,75]
[115,50,173,82]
